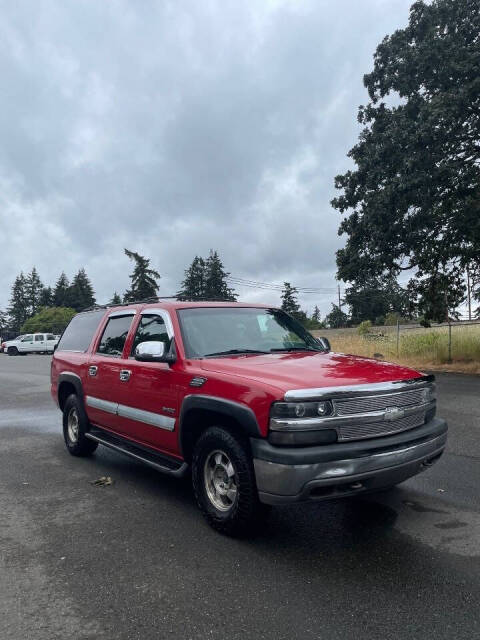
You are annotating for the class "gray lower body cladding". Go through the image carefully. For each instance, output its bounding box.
[251,417,447,505]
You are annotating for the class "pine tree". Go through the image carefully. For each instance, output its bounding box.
[312,305,321,322]
[0,309,8,335]
[53,272,71,307]
[123,249,160,302]
[8,273,29,332]
[39,286,53,307]
[280,282,300,317]
[325,303,349,328]
[204,250,237,301]
[69,268,96,311]
[25,267,44,316]
[109,292,122,305]
[177,256,206,301]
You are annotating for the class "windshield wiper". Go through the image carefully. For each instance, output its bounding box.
[270,346,323,352]
[204,348,269,357]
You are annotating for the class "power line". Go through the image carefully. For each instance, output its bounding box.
[226,276,338,294]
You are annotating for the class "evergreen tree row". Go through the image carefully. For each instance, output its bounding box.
[6,267,95,332]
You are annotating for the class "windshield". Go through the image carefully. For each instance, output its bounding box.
[177,307,324,358]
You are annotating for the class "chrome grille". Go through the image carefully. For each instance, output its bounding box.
[338,412,425,442]
[334,389,425,416]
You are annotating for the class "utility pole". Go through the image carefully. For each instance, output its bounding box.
[337,284,341,309]
[467,267,472,321]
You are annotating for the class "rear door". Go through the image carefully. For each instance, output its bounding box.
[83,311,136,432]
[34,334,46,352]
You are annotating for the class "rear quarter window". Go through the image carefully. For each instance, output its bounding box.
[57,310,106,352]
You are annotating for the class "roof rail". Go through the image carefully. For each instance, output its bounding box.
[80,295,238,313]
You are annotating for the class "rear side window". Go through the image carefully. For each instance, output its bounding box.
[57,310,105,352]
[35,335,44,342]
[97,315,134,357]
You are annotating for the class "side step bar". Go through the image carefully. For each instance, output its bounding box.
[85,427,189,478]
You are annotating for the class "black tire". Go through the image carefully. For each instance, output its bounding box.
[62,394,98,457]
[7,346,19,356]
[192,426,269,536]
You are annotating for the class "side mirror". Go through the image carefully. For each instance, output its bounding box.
[317,336,331,351]
[134,340,175,363]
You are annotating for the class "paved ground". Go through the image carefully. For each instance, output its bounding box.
[0,355,479,640]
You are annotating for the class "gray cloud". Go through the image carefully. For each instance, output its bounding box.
[0,0,410,316]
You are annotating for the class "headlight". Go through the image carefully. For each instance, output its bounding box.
[422,384,436,404]
[270,401,333,420]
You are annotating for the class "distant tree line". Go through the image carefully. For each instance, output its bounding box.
[4,267,95,334]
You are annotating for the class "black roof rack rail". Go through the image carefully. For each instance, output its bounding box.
[80,296,239,313]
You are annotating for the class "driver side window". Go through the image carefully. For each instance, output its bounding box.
[130,314,170,356]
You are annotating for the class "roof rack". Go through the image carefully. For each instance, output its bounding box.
[81,296,236,313]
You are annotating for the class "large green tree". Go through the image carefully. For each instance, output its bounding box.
[123,249,160,302]
[344,275,411,325]
[39,286,53,307]
[177,256,207,300]
[280,282,300,317]
[8,273,29,332]
[332,0,480,322]
[203,251,237,301]
[325,303,349,329]
[68,268,96,311]
[25,267,44,316]
[53,272,72,307]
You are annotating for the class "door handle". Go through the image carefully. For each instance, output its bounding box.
[120,369,131,382]
[88,365,98,377]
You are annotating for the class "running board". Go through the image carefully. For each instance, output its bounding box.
[85,427,188,478]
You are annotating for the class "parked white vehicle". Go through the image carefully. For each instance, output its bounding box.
[5,333,59,355]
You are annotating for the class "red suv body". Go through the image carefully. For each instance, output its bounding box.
[51,301,447,535]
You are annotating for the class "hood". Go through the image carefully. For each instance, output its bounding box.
[200,351,423,395]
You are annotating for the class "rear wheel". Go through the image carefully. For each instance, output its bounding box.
[7,346,19,356]
[63,394,98,457]
[192,426,268,536]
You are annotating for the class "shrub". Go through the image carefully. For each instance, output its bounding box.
[357,320,372,336]
[21,307,76,334]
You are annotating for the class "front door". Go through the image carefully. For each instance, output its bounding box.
[114,310,180,455]
[34,334,46,352]
[18,334,34,353]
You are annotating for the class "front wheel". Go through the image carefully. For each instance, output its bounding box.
[7,346,19,356]
[192,426,268,536]
[63,394,98,457]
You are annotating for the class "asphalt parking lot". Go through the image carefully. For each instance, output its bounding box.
[0,355,479,639]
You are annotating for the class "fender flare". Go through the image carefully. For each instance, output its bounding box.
[57,372,84,408]
[178,394,261,454]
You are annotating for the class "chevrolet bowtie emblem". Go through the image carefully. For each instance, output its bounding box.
[384,407,405,421]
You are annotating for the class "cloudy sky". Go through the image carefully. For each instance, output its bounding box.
[0,0,411,316]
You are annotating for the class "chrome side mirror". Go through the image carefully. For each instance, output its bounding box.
[134,341,167,362]
[317,336,331,351]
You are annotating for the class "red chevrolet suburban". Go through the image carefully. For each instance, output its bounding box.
[51,301,447,535]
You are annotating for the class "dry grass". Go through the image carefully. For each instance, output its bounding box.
[315,324,480,374]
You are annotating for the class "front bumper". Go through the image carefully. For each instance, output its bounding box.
[251,417,447,505]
